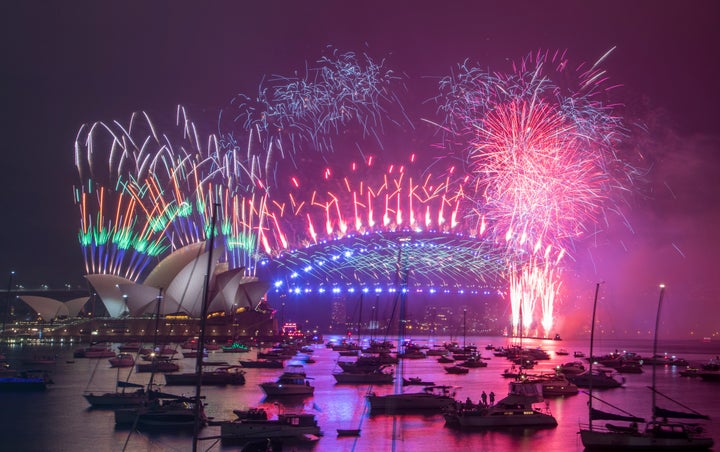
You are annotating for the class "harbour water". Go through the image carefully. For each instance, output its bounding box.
[1,336,718,451]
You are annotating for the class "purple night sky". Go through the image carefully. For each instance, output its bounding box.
[1,1,718,338]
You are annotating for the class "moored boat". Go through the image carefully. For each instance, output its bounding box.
[444,381,558,429]
[333,366,393,384]
[163,366,246,386]
[108,353,135,368]
[367,385,458,414]
[0,370,52,392]
[259,365,314,397]
[220,411,322,442]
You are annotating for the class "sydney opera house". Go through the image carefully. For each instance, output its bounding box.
[16,242,276,342]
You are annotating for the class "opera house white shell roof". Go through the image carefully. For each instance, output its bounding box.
[83,242,269,318]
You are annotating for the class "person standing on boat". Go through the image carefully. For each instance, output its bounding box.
[481,391,488,406]
[489,391,495,406]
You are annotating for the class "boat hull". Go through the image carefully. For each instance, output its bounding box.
[453,411,558,428]
[259,383,314,396]
[164,372,245,386]
[367,393,455,413]
[84,392,146,407]
[221,421,321,440]
[333,373,393,384]
[580,429,714,450]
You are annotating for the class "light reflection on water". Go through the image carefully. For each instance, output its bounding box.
[0,336,718,451]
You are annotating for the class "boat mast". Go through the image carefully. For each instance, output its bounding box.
[587,282,601,431]
[147,287,163,390]
[394,236,410,395]
[651,284,665,424]
[357,292,364,344]
[463,308,467,349]
[192,202,219,451]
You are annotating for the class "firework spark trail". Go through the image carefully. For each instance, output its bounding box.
[270,156,470,249]
[75,107,276,279]
[437,50,630,334]
[219,49,404,191]
[75,48,404,281]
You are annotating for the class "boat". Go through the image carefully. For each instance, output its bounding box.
[555,348,569,356]
[163,366,246,386]
[555,361,586,375]
[181,350,208,359]
[221,342,251,353]
[444,381,558,429]
[367,385,459,414]
[238,358,284,368]
[259,365,314,397]
[579,284,714,450]
[115,395,206,430]
[108,353,135,368]
[135,357,180,373]
[0,370,52,392]
[574,351,586,358]
[332,366,394,384]
[220,411,322,442]
[445,365,469,374]
[458,355,488,368]
[518,373,579,397]
[402,376,435,386]
[336,428,361,437]
[568,368,624,388]
[83,381,148,408]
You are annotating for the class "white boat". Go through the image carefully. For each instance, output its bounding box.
[444,381,558,429]
[579,284,714,451]
[220,411,322,442]
[555,361,586,375]
[519,373,579,397]
[367,385,458,414]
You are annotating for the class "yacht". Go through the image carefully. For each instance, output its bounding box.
[163,365,246,386]
[220,411,322,442]
[83,387,147,407]
[115,396,206,431]
[332,367,394,384]
[259,365,314,397]
[444,382,558,429]
[519,373,579,397]
[367,385,458,414]
[568,368,624,388]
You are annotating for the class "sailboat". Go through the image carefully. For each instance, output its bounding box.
[579,284,714,450]
[116,206,219,436]
[114,289,207,430]
[366,237,458,414]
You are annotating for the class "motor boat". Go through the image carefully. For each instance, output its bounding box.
[444,382,558,429]
[367,385,458,414]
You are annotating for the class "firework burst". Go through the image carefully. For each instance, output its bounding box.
[437,49,632,335]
